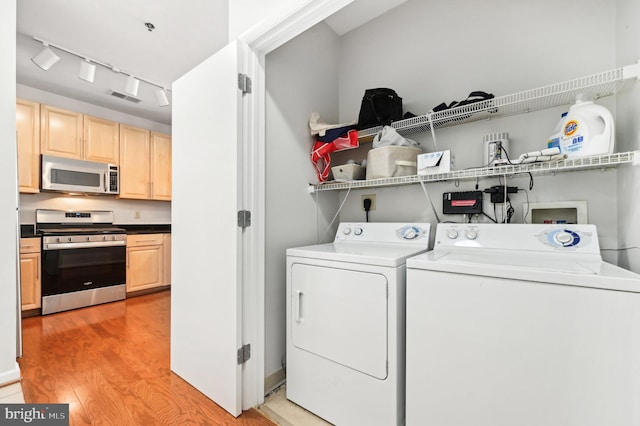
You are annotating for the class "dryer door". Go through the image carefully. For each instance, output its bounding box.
[290,263,388,379]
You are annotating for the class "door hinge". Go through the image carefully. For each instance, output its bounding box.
[237,344,251,365]
[238,73,252,94]
[238,210,251,229]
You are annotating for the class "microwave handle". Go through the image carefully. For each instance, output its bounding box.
[104,171,108,192]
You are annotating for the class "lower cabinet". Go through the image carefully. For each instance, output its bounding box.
[126,233,171,294]
[20,238,41,312]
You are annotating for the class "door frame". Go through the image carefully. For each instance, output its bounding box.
[237,0,354,409]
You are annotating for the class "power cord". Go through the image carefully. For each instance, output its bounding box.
[363,197,372,222]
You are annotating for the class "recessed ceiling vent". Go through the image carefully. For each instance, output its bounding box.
[109,89,142,103]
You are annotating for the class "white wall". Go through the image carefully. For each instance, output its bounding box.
[264,21,340,386]
[0,0,21,386]
[615,0,640,272]
[332,0,620,259]
[229,0,308,41]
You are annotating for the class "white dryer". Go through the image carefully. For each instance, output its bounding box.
[405,223,640,426]
[286,222,431,426]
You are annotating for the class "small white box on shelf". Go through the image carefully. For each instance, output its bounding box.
[366,146,422,179]
[417,150,453,175]
[331,163,366,181]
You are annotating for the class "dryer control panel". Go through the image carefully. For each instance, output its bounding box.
[434,223,600,254]
[335,222,430,245]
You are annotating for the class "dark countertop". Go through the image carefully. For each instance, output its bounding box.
[20,224,171,238]
[117,224,171,234]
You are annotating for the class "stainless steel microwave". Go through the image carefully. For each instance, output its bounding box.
[41,155,119,195]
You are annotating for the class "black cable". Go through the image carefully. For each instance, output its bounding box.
[482,211,497,223]
[363,198,372,223]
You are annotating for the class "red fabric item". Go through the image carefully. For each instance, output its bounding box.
[310,130,359,182]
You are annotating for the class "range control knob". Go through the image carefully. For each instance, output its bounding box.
[447,229,459,239]
[354,227,363,236]
[465,230,478,240]
[343,227,351,235]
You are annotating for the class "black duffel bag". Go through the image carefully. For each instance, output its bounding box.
[357,88,403,130]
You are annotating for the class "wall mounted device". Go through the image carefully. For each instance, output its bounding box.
[443,191,483,215]
[527,201,588,224]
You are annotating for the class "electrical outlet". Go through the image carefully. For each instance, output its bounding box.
[362,194,376,211]
[134,211,141,219]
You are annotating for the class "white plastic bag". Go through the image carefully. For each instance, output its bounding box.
[372,125,419,148]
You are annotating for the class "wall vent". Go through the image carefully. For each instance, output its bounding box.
[109,90,142,103]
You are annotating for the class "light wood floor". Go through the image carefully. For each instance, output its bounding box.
[19,290,275,426]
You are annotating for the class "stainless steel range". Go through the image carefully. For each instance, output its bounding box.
[36,209,126,315]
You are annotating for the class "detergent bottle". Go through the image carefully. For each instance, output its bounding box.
[547,112,567,151]
[556,93,615,158]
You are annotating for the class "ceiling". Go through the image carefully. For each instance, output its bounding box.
[17,0,229,125]
[16,0,407,126]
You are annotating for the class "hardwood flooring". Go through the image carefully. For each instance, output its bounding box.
[19,290,275,426]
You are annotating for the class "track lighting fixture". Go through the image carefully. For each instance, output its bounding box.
[125,75,140,97]
[154,88,170,107]
[78,59,96,83]
[29,36,171,107]
[31,43,60,70]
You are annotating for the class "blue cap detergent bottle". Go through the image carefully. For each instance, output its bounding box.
[549,93,615,158]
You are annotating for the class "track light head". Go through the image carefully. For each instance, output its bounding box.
[31,44,60,70]
[79,59,96,83]
[125,75,140,97]
[154,87,170,107]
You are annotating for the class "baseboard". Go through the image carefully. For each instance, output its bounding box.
[264,368,285,395]
[0,363,21,388]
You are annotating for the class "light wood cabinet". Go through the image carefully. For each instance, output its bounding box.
[20,238,41,311]
[40,105,119,164]
[150,132,172,200]
[83,115,119,164]
[119,125,171,200]
[40,105,83,159]
[16,99,40,193]
[163,233,172,285]
[126,234,165,293]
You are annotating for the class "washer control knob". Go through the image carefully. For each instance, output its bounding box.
[343,227,351,235]
[354,227,363,236]
[465,230,478,240]
[403,227,417,240]
[555,231,573,245]
[447,229,459,239]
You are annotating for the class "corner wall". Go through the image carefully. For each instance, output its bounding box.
[615,0,640,272]
[0,0,21,386]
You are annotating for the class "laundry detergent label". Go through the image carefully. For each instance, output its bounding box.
[564,120,579,137]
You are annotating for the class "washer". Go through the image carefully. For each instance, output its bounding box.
[286,222,430,426]
[406,223,640,426]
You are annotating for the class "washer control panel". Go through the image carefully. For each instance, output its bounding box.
[335,222,430,245]
[435,223,600,254]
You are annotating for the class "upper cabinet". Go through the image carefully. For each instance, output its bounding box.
[119,125,171,200]
[16,99,41,193]
[40,105,119,164]
[83,115,120,164]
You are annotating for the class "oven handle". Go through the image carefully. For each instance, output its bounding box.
[43,240,126,250]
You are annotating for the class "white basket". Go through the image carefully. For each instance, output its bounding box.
[366,146,422,179]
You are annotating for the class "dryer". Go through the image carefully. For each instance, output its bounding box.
[405,223,640,426]
[286,222,430,426]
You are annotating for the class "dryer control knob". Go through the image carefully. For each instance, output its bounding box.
[343,227,351,235]
[555,231,573,245]
[465,230,478,240]
[354,227,363,236]
[447,229,459,239]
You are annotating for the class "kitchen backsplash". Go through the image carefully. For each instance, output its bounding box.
[20,192,171,225]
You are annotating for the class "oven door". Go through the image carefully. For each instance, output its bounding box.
[42,245,126,296]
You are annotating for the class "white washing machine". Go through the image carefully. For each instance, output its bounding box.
[286,222,431,426]
[405,223,640,426]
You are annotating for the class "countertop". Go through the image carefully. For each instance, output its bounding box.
[20,224,171,238]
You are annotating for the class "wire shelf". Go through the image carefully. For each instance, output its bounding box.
[358,62,639,141]
[310,151,638,192]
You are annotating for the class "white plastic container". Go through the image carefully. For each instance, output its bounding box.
[546,112,567,152]
[366,146,422,179]
[554,94,615,158]
[331,163,365,180]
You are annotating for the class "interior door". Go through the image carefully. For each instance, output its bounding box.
[170,40,247,417]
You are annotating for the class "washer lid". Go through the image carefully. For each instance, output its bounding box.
[407,250,640,293]
[287,242,429,267]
